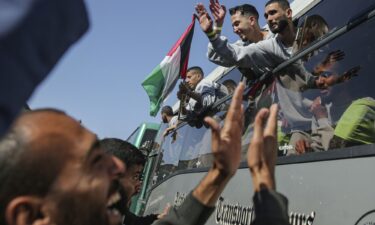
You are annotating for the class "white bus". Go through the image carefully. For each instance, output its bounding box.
[139,0,375,224]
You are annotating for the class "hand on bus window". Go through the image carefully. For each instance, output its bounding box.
[247,104,278,192]
[157,203,171,219]
[295,139,311,154]
[204,82,244,177]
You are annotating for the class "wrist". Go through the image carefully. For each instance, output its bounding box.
[210,166,233,181]
[192,168,231,206]
[214,25,223,34]
[205,28,218,41]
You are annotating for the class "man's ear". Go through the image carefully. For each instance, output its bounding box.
[6,196,50,225]
[286,8,293,19]
[249,16,256,25]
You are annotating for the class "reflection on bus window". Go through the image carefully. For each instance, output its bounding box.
[271,13,374,155]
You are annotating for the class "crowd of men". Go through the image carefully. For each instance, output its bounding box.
[0,0,369,225]
[0,81,287,225]
[160,0,365,156]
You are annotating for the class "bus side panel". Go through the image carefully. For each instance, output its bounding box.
[145,156,375,225]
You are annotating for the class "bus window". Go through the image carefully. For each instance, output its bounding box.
[155,125,190,181]
[126,123,160,149]
[177,123,209,169]
[242,9,375,156]
[297,0,374,31]
[217,67,243,85]
[139,129,158,151]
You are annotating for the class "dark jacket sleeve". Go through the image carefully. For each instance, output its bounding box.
[252,189,290,225]
[124,210,158,225]
[152,192,215,225]
[0,0,89,137]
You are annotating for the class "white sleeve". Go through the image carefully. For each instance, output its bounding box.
[207,40,245,67]
[209,36,276,69]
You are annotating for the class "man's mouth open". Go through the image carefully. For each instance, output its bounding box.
[106,182,128,225]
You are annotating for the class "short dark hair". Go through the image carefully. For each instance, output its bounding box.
[100,138,146,168]
[229,4,259,20]
[161,105,173,116]
[187,66,204,76]
[265,0,290,10]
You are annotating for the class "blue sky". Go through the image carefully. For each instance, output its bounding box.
[29,0,268,140]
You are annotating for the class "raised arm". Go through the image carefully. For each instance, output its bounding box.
[247,104,290,225]
[194,82,244,205]
[153,82,245,225]
[247,104,278,191]
[196,2,278,70]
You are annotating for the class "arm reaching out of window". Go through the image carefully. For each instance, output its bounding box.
[153,82,245,225]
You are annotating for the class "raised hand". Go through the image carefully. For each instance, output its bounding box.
[339,65,361,82]
[247,104,278,192]
[209,0,226,28]
[314,50,345,74]
[324,50,345,65]
[195,3,214,33]
[204,82,245,177]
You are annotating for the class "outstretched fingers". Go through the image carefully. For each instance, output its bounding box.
[204,117,221,153]
[195,3,208,16]
[248,108,269,168]
[263,104,278,176]
[224,82,245,130]
[264,104,278,137]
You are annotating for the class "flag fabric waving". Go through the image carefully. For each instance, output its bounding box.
[142,16,195,117]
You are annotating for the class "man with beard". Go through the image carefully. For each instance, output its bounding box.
[0,83,243,225]
[100,138,166,225]
[0,109,127,225]
[196,0,302,78]
[0,86,290,225]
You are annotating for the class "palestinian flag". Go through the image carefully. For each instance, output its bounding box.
[142,16,195,116]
